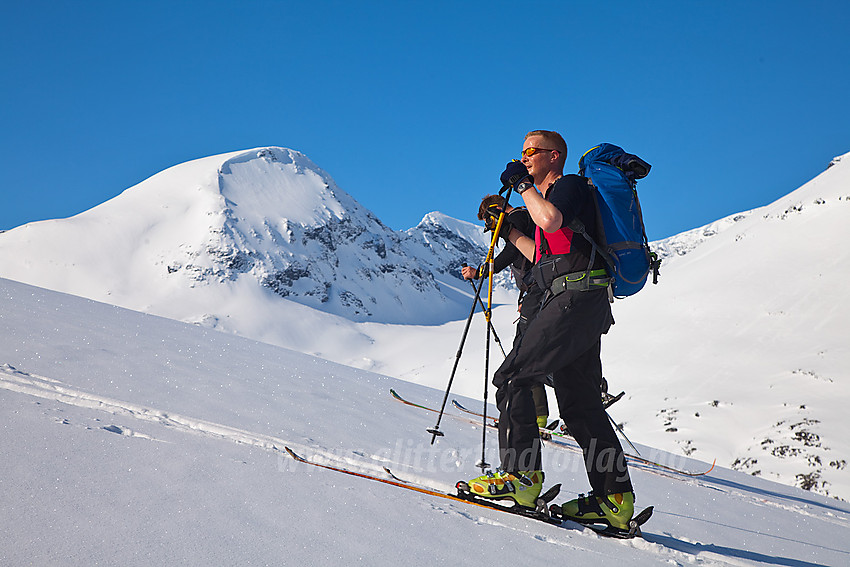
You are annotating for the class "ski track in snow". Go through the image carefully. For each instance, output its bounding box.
[0,363,482,492]
[4,362,850,567]
[0,364,381,476]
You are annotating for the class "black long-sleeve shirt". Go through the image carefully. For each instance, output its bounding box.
[493,207,536,287]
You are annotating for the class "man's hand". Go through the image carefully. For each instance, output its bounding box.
[461,264,490,280]
[499,160,531,194]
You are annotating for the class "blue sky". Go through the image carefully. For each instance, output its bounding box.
[2,1,848,240]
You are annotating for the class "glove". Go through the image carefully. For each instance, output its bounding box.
[499,160,531,194]
[483,204,512,241]
[483,203,503,232]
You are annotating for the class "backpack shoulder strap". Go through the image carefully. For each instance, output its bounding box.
[566,181,616,272]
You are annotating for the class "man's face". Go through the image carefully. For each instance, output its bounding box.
[521,135,552,182]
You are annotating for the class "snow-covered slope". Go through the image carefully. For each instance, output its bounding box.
[604,151,850,499]
[2,277,850,566]
[0,147,506,327]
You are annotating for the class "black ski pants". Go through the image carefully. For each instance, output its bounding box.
[493,287,633,496]
[515,284,549,420]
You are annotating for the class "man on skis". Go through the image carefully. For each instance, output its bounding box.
[465,130,636,533]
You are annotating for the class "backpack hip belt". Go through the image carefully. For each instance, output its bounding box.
[549,269,612,296]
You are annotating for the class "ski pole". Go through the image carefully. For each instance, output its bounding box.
[462,263,506,358]
[476,186,514,463]
[427,273,488,443]
[478,208,499,468]
[427,187,514,445]
[479,303,492,471]
[608,411,641,456]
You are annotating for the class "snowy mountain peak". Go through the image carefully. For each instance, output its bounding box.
[217,147,358,227]
[650,149,850,261]
[0,147,498,325]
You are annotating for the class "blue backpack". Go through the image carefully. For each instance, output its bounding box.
[574,143,660,298]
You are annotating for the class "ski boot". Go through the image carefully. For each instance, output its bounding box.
[463,469,544,508]
[553,491,635,530]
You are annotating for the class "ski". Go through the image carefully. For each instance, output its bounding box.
[452,398,497,423]
[454,481,564,525]
[393,389,716,478]
[285,446,652,539]
[390,388,487,431]
[448,398,559,438]
[390,388,441,414]
[285,446,467,503]
[451,397,715,477]
[285,447,559,527]
[631,454,716,478]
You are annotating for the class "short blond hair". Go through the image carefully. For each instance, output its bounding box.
[525,130,567,168]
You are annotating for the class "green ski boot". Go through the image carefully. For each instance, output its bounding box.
[556,491,635,530]
[465,469,544,508]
